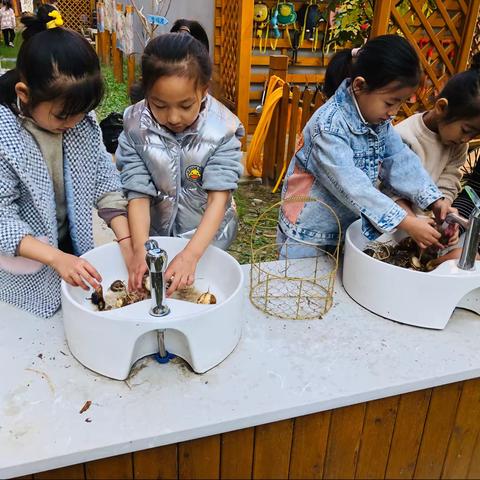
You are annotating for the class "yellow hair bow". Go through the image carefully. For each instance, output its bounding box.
[47,10,64,29]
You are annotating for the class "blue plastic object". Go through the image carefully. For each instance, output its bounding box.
[154,352,176,364]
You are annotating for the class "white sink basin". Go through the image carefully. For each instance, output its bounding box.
[61,237,244,379]
[343,220,480,329]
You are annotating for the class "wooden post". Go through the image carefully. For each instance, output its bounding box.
[369,0,393,38]
[97,31,104,63]
[103,30,111,66]
[262,55,289,186]
[12,0,20,16]
[125,5,136,89]
[456,0,480,71]
[235,0,254,150]
[112,3,124,83]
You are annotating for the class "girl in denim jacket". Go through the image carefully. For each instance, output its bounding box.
[279,35,450,256]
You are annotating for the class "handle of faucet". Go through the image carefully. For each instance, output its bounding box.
[145,239,159,252]
[445,212,469,230]
[144,240,168,274]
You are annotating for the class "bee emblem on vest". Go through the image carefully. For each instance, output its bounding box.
[185,165,203,182]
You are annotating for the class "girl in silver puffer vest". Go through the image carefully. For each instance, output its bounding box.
[116,32,244,296]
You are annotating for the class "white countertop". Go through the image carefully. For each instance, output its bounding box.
[2,264,480,478]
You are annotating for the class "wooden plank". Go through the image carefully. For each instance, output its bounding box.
[355,396,399,479]
[467,429,480,479]
[220,428,254,479]
[133,445,177,479]
[286,85,301,162]
[323,403,366,479]
[385,389,432,479]
[35,464,85,479]
[456,0,480,71]
[370,0,393,37]
[85,453,133,479]
[442,378,480,479]
[235,0,254,150]
[300,89,314,131]
[289,411,331,479]
[414,382,463,479]
[178,435,220,480]
[252,419,294,479]
[270,82,290,186]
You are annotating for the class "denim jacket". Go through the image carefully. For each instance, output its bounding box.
[279,79,442,245]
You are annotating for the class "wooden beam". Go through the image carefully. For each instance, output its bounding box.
[235,0,254,150]
[369,0,393,38]
[456,0,480,71]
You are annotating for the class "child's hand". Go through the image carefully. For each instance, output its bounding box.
[430,198,451,223]
[164,249,199,296]
[128,248,148,292]
[399,216,442,250]
[50,252,102,291]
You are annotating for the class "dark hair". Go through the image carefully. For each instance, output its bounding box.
[0,4,103,116]
[141,32,212,94]
[323,35,421,98]
[437,53,480,122]
[170,18,210,53]
[4,1,12,9]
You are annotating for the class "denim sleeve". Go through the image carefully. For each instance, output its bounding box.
[380,125,443,209]
[306,130,406,233]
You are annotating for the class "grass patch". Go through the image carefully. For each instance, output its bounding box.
[96,65,130,121]
[0,32,21,70]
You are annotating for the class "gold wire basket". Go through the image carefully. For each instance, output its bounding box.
[249,196,341,320]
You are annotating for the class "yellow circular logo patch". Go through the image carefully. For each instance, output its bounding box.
[185,165,203,182]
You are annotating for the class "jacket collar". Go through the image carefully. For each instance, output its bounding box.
[334,79,389,135]
[138,95,210,140]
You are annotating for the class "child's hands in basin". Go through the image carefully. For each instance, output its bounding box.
[51,252,102,291]
[128,247,149,292]
[399,215,443,250]
[164,249,199,296]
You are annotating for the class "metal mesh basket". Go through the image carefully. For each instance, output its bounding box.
[249,197,340,320]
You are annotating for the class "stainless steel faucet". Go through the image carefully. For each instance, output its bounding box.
[445,210,480,271]
[145,239,170,317]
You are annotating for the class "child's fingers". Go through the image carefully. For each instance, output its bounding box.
[166,274,180,296]
[80,269,100,290]
[71,273,89,291]
[83,262,102,283]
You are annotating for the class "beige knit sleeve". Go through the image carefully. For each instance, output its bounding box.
[436,144,468,203]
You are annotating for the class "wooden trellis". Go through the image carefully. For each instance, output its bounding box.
[55,0,94,32]
[215,0,480,138]
[214,0,253,138]
[370,0,480,117]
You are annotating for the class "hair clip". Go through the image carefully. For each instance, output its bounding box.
[351,47,361,58]
[178,25,191,34]
[47,10,64,29]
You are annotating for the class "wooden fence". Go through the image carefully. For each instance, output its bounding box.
[254,0,480,184]
[216,0,480,137]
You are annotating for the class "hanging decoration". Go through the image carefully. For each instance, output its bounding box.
[97,2,105,34]
[124,6,135,56]
[20,0,34,13]
[129,0,172,47]
[115,5,125,51]
[104,0,113,32]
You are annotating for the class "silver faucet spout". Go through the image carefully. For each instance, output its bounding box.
[445,212,469,230]
[145,239,170,317]
[445,210,480,271]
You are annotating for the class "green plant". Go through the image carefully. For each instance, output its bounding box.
[96,65,130,121]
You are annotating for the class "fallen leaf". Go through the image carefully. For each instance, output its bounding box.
[79,400,92,414]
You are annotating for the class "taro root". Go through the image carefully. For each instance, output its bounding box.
[197,291,217,304]
[110,280,126,292]
[91,286,106,311]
